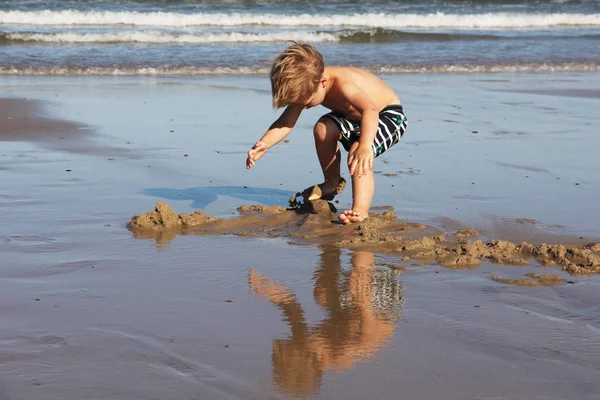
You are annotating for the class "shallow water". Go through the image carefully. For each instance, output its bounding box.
[1,74,599,399]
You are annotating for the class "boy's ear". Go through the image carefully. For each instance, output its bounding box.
[320,75,327,87]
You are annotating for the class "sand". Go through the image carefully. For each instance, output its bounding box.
[129,200,600,275]
[1,74,599,400]
[0,98,85,142]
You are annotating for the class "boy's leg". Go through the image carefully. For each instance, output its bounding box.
[300,118,346,201]
[314,117,342,189]
[339,143,373,224]
[339,105,407,223]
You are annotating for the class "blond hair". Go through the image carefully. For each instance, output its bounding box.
[270,42,324,109]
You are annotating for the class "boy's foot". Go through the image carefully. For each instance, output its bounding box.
[339,210,368,224]
[301,177,347,202]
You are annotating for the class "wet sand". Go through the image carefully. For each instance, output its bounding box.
[129,200,600,275]
[0,97,130,156]
[0,98,84,142]
[1,74,599,400]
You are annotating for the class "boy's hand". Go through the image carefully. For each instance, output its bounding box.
[348,143,374,177]
[246,140,268,169]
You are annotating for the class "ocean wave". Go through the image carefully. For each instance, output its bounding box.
[1,63,598,76]
[1,10,600,29]
[0,30,338,44]
[338,29,502,43]
[2,28,595,45]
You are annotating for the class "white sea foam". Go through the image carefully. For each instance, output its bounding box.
[1,10,600,29]
[1,63,598,76]
[5,30,338,44]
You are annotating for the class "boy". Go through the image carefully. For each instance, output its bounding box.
[246,43,407,224]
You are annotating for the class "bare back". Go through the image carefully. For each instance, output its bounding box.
[321,67,400,121]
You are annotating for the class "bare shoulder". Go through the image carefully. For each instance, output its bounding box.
[327,66,371,85]
[326,66,400,109]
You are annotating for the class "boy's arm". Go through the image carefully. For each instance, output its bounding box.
[338,82,379,177]
[246,105,303,169]
[260,104,303,148]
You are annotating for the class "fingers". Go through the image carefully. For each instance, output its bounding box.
[347,149,357,175]
[349,153,373,177]
[247,141,267,169]
[362,157,373,176]
[246,149,255,169]
[348,158,357,176]
[247,147,259,169]
[347,151,355,166]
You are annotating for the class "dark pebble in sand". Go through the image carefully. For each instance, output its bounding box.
[472,130,478,133]
[226,300,234,303]
[66,169,71,172]
[575,183,580,186]
[184,154,188,157]
[35,298,40,301]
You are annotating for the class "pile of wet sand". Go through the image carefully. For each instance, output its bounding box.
[129,201,600,276]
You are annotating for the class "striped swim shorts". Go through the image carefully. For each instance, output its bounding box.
[321,104,407,158]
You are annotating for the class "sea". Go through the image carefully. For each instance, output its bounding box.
[1,0,600,76]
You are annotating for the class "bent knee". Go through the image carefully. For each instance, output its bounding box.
[313,118,341,141]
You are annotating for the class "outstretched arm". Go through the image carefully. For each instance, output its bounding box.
[246,105,303,169]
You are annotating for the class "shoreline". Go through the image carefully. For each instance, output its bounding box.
[2,64,600,77]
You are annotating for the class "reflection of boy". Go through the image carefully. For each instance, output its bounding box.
[246,43,407,224]
[249,250,403,398]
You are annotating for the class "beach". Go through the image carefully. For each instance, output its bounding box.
[1,73,599,399]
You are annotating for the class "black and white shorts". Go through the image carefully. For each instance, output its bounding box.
[321,104,407,157]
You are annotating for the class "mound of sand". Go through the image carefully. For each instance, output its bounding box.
[129,201,600,275]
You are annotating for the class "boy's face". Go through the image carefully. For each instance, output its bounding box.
[303,78,326,109]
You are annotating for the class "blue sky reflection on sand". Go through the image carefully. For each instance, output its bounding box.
[144,186,296,209]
